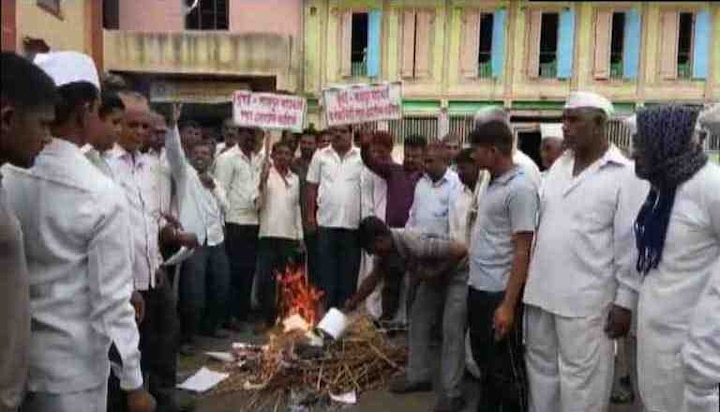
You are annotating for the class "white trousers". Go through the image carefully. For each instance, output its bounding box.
[525,305,614,412]
[358,252,383,319]
[20,382,107,412]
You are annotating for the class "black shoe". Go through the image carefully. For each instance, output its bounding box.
[434,396,465,412]
[388,376,432,394]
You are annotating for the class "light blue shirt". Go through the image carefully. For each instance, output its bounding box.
[406,168,461,238]
[469,166,538,292]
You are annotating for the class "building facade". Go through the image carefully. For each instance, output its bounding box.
[1,0,103,66]
[303,0,719,158]
[102,0,303,116]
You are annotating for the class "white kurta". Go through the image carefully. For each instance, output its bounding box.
[2,139,142,394]
[637,163,720,412]
[358,167,387,319]
[523,147,648,412]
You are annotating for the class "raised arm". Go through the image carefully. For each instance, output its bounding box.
[164,104,189,182]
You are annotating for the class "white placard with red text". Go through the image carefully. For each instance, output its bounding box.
[232,91,306,132]
[323,82,402,126]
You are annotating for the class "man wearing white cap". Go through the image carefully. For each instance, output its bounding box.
[539,123,564,171]
[522,91,648,412]
[3,52,153,411]
[473,106,542,188]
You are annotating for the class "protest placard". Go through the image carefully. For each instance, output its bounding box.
[323,82,402,126]
[232,91,306,132]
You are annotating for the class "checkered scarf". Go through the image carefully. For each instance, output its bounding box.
[634,105,706,275]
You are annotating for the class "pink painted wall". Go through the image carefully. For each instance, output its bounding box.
[119,0,183,32]
[229,0,301,37]
[118,0,302,37]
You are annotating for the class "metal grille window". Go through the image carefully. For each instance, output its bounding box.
[388,117,439,143]
[186,0,229,30]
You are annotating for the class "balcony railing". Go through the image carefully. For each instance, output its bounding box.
[610,61,623,79]
[539,61,557,78]
[678,62,692,79]
[478,52,492,78]
[351,61,367,77]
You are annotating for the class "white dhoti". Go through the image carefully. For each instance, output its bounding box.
[525,305,614,412]
[358,252,383,319]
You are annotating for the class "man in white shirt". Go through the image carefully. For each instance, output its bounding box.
[167,106,230,351]
[4,51,153,412]
[632,104,720,412]
[107,92,190,412]
[306,124,363,309]
[83,91,124,178]
[0,52,55,412]
[214,118,239,157]
[523,91,647,412]
[474,106,542,187]
[215,126,264,327]
[254,141,304,328]
[358,131,389,320]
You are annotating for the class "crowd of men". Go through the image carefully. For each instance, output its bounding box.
[1,49,719,412]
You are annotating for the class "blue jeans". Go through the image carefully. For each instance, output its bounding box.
[179,243,230,341]
[316,227,361,309]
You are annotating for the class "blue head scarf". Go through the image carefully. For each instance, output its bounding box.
[634,105,706,275]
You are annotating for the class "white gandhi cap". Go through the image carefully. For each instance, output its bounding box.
[564,91,614,117]
[540,123,563,141]
[34,51,100,90]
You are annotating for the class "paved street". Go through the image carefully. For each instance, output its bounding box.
[177,330,641,412]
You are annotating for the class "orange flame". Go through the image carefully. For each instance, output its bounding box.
[276,264,324,326]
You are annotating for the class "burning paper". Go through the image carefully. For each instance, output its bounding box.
[277,264,324,326]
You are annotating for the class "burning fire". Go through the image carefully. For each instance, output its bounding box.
[276,264,324,326]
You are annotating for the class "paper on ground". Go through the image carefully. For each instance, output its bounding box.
[283,314,310,333]
[177,367,229,393]
[330,391,357,404]
[204,351,234,363]
[162,246,194,267]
